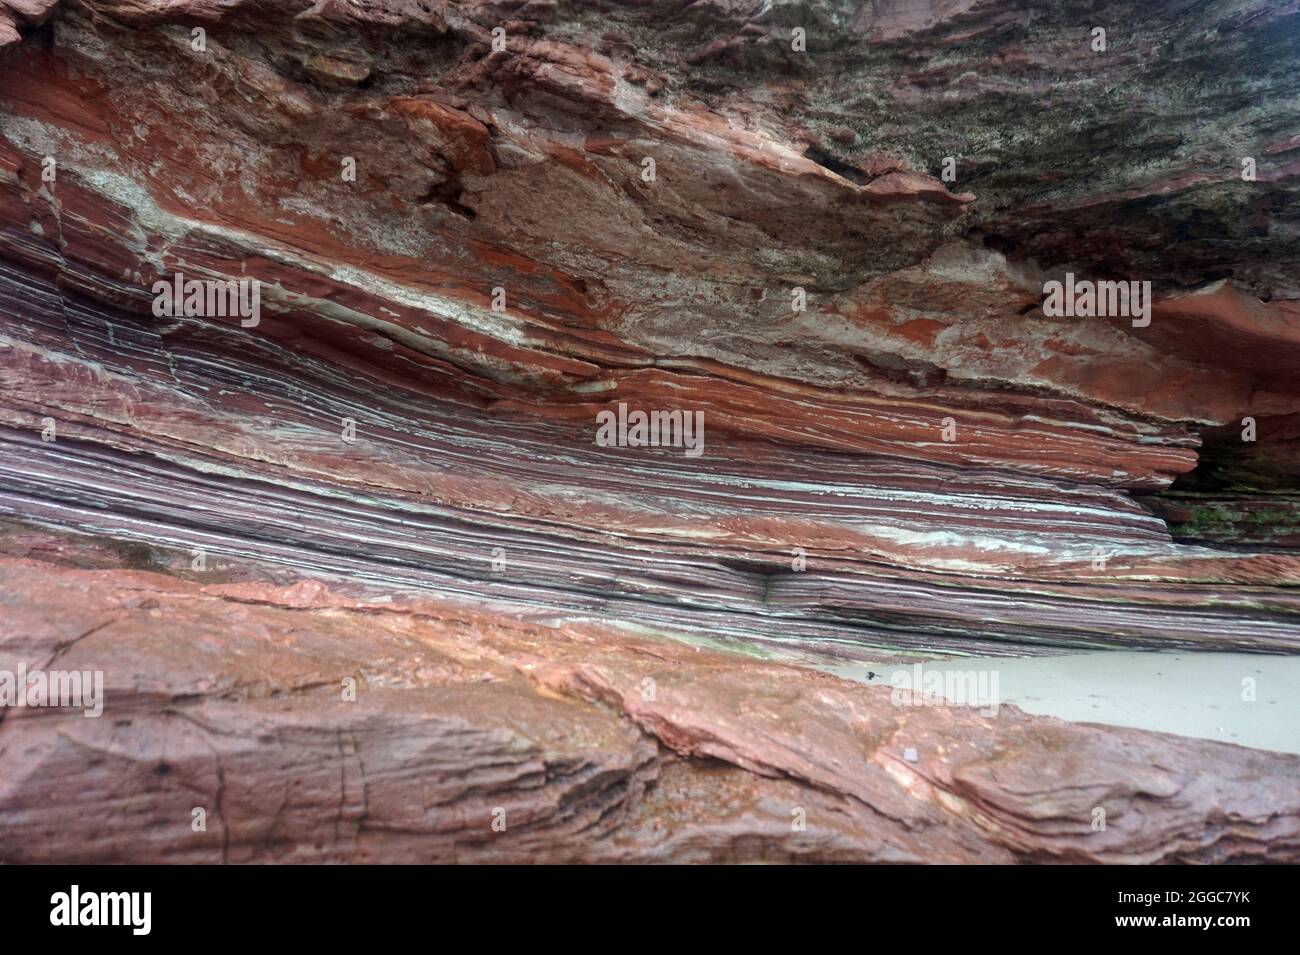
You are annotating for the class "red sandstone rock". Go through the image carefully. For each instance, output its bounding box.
[0,0,1297,864]
[2,549,1296,863]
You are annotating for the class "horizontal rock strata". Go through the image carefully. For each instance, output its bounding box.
[3,542,1298,863]
[0,0,1298,861]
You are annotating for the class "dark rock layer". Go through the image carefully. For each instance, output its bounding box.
[0,0,1298,862]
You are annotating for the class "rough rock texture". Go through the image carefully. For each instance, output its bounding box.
[3,534,1298,863]
[0,0,1298,862]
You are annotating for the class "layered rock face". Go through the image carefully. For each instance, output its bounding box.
[0,0,1298,862]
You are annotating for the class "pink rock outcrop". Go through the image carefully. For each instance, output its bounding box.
[0,0,1297,862]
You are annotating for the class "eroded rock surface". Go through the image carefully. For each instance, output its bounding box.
[2,536,1297,863]
[0,1,1298,862]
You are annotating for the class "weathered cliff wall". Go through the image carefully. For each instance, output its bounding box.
[0,0,1297,862]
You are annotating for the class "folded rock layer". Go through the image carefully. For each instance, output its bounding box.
[0,0,1298,862]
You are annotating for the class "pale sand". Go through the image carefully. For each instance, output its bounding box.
[828,651,1300,756]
